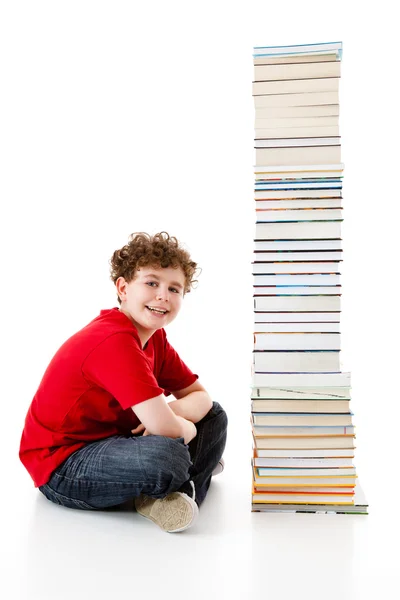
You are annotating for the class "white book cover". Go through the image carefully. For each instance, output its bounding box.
[254,312,340,322]
[251,372,350,387]
[253,91,340,108]
[251,387,351,399]
[253,77,339,97]
[252,262,341,274]
[254,274,341,285]
[253,250,343,260]
[254,240,343,251]
[253,322,340,332]
[255,449,355,458]
[253,286,341,295]
[255,145,341,167]
[253,333,341,350]
[255,105,340,118]
[254,61,341,82]
[254,296,341,311]
[251,399,350,412]
[253,458,354,467]
[255,221,341,240]
[254,163,344,174]
[255,209,343,222]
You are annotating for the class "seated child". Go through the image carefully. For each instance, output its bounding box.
[19,231,227,533]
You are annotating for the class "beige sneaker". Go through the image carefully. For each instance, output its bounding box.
[134,481,198,533]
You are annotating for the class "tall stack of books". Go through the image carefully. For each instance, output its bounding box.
[251,42,368,514]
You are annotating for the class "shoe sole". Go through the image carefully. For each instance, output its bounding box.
[135,492,199,533]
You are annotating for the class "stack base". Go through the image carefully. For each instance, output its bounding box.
[252,480,368,514]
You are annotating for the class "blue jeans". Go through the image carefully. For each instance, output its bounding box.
[39,401,227,510]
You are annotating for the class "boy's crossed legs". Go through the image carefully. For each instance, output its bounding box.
[39,402,227,532]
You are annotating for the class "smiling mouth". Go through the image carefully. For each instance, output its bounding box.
[146,306,169,315]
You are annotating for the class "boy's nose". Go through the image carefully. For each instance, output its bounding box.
[156,290,169,301]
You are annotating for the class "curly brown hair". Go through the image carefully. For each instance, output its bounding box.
[109,232,200,304]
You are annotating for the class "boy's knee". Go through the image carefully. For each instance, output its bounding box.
[209,402,228,428]
[141,435,192,495]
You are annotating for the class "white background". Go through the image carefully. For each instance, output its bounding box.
[1,1,399,598]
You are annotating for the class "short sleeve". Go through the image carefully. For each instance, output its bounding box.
[82,333,164,410]
[157,337,199,396]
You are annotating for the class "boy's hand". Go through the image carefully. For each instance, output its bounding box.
[131,418,196,444]
[131,424,149,436]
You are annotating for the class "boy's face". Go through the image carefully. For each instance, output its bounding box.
[116,265,186,341]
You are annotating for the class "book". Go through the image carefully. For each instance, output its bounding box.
[251,386,351,399]
[252,372,350,387]
[254,274,341,285]
[253,42,343,56]
[254,312,341,322]
[252,413,353,426]
[255,116,339,129]
[253,91,339,108]
[253,457,354,467]
[253,425,355,436]
[256,126,340,139]
[255,189,342,199]
[255,209,343,222]
[256,146,341,166]
[252,504,367,514]
[254,239,342,251]
[256,173,343,183]
[255,105,340,118]
[253,473,357,486]
[251,505,367,514]
[255,200,343,209]
[254,249,343,259]
[254,295,341,311]
[254,162,344,175]
[254,61,341,82]
[254,322,340,332]
[255,117,339,130]
[253,261,341,274]
[253,333,340,351]
[256,467,356,477]
[253,286,341,296]
[255,180,342,190]
[253,53,340,66]
[255,448,355,458]
[251,399,350,413]
[253,436,355,449]
[252,492,354,505]
[253,435,354,449]
[255,137,340,148]
[253,77,339,96]
[253,350,340,371]
[255,221,341,239]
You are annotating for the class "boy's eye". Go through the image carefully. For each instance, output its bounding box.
[146,282,179,293]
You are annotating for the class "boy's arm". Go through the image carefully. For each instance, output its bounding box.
[132,394,197,444]
[168,380,213,424]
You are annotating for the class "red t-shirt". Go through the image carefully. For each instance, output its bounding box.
[19,308,198,487]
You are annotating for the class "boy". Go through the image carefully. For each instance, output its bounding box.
[19,231,227,533]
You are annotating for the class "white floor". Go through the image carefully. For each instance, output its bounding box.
[3,408,395,600]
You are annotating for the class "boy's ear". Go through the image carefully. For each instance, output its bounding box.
[116,277,127,301]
